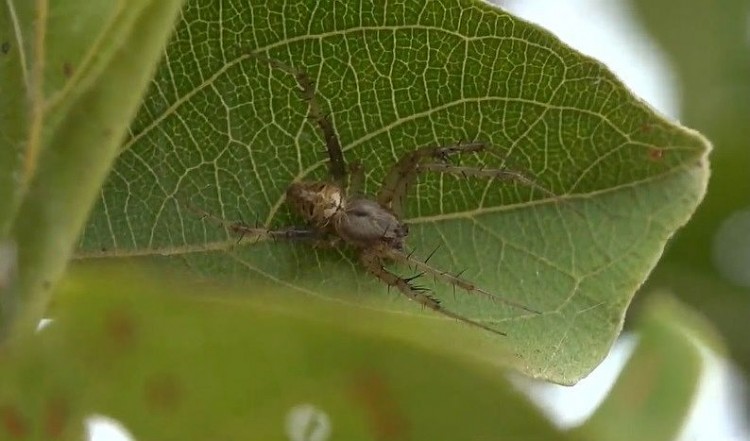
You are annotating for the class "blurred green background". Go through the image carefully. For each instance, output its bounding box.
[630,0,750,380]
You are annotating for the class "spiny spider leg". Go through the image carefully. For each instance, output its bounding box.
[250,51,348,185]
[187,203,322,244]
[360,249,507,337]
[383,246,540,314]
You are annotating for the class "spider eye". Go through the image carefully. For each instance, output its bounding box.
[350,209,369,218]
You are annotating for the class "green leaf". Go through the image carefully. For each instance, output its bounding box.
[0,265,569,441]
[0,3,29,237]
[572,294,717,441]
[0,0,184,337]
[77,0,709,383]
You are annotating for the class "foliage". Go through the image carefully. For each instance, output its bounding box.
[0,0,721,439]
[77,0,707,383]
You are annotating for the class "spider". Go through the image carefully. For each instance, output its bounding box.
[199,52,553,337]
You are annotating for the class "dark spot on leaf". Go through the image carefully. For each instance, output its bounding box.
[104,308,136,349]
[648,148,665,161]
[42,280,51,289]
[144,373,182,411]
[62,62,73,78]
[0,42,9,55]
[620,354,662,409]
[0,405,27,438]
[43,396,68,438]
[350,370,409,441]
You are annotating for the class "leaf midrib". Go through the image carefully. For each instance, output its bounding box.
[75,161,699,261]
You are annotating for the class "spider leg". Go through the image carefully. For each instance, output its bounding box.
[250,51,348,185]
[229,223,323,244]
[418,163,558,199]
[383,246,540,314]
[187,203,324,244]
[359,248,507,337]
[422,163,585,218]
[377,141,487,217]
[377,141,561,218]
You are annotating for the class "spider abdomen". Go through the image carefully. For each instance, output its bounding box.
[336,199,408,250]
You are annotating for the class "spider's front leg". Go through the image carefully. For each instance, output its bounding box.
[250,52,348,186]
[359,245,508,337]
[228,222,329,245]
[189,203,327,245]
[377,141,556,218]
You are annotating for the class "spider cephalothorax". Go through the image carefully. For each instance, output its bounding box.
[285,181,344,228]
[199,52,552,336]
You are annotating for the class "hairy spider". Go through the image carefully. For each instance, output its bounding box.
[201,53,553,336]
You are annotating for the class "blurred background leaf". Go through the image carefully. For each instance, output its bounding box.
[0,265,570,441]
[630,0,750,380]
[572,294,719,441]
[0,0,185,338]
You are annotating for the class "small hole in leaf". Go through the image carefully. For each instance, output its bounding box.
[85,414,134,441]
[37,318,53,332]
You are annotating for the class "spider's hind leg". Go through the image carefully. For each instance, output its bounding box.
[249,51,347,185]
[359,247,507,337]
[384,246,540,314]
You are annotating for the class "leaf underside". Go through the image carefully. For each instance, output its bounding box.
[76,0,709,383]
